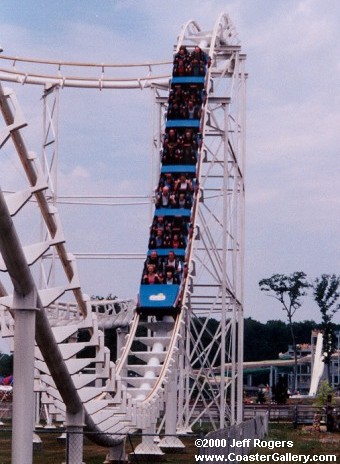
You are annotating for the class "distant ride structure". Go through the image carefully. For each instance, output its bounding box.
[0,13,246,464]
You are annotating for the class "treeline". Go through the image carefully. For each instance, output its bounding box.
[189,317,336,367]
[2,318,339,375]
[244,318,340,362]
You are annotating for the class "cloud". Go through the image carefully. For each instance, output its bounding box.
[71,166,89,178]
[149,293,166,301]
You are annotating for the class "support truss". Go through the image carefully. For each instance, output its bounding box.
[39,83,60,290]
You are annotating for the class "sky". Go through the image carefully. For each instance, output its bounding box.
[0,0,339,347]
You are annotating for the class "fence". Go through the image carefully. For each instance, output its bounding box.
[200,413,269,462]
[244,403,324,424]
[1,428,197,463]
[0,415,268,463]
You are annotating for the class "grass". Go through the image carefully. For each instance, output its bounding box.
[0,423,339,463]
[250,423,340,459]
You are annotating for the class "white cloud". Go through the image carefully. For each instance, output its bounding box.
[149,293,166,301]
[71,166,89,178]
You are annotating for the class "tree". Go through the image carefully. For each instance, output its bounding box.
[259,272,310,393]
[272,375,289,405]
[313,380,334,407]
[256,388,266,404]
[312,274,340,384]
[0,353,13,377]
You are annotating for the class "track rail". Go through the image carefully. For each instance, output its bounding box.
[0,55,171,89]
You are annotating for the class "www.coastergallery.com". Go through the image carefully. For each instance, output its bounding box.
[194,454,337,462]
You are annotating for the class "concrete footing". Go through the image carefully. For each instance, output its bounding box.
[104,442,127,463]
[129,439,165,462]
[159,435,186,453]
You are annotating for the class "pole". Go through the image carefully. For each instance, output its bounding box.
[220,101,229,427]
[11,291,38,464]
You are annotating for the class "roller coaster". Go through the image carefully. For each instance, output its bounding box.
[0,13,246,463]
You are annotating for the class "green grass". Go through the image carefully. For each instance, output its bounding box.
[251,423,340,459]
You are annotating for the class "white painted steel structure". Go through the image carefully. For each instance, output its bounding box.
[309,332,325,397]
[0,13,246,463]
[0,55,171,89]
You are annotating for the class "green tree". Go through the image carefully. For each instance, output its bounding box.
[259,272,310,392]
[292,320,318,344]
[272,375,289,405]
[265,320,291,359]
[256,389,266,404]
[312,274,340,384]
[313,380,334,407]
[0,353,13,377]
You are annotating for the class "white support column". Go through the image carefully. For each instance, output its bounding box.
[159,364,185,451]
[236,53,247,425]
[184,311,191,430]
[65,410,85,464]
[237,307,244,423]
[34,391,41,427]
[116,326,129,376]
[176,317,190,434]
[11,290,38,464]
[117,326,129,355]
[220,100,229,428]
[33,390,43,447]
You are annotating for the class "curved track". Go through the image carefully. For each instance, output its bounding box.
[0,13,243,455]
[0,55,171,89]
